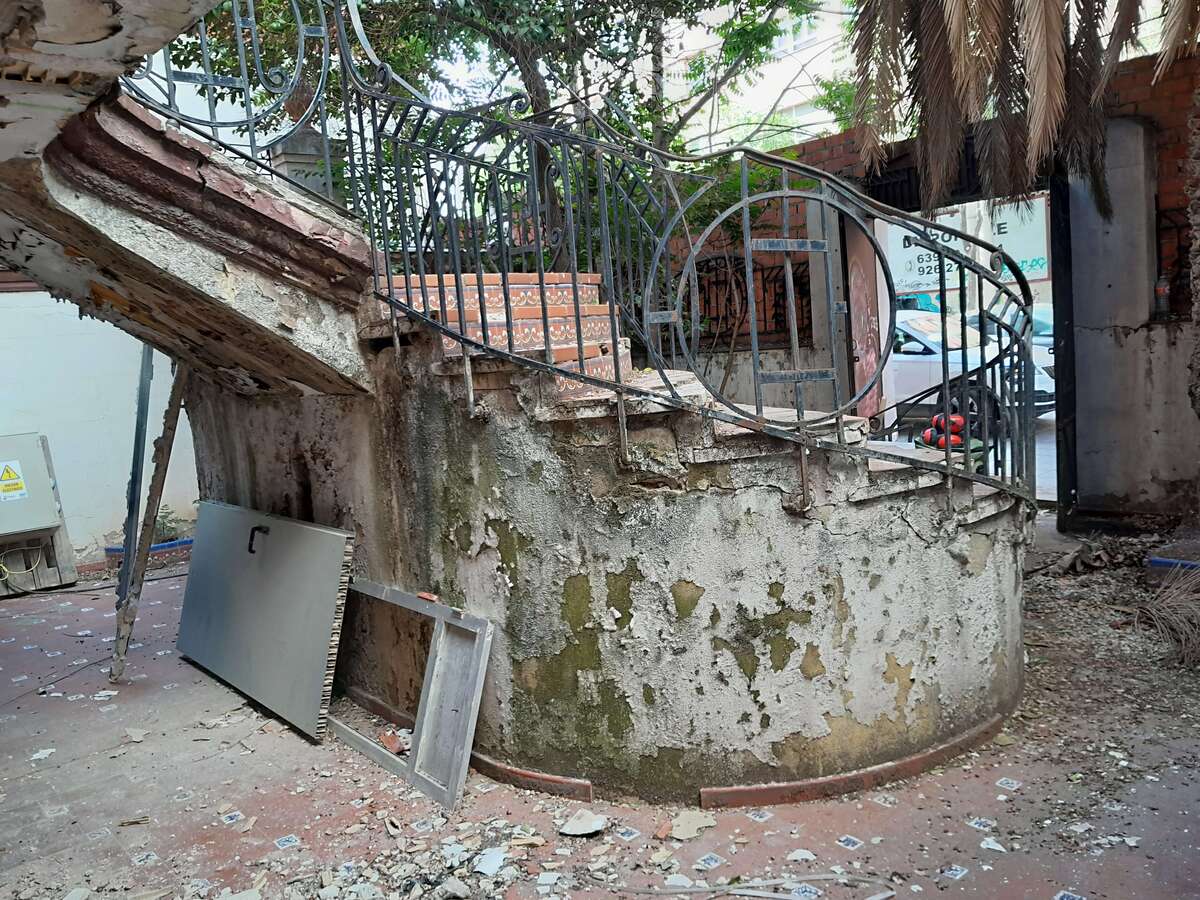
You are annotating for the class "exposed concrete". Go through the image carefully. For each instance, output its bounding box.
[693,346,836,411]
[1071,118,1200,518]
[0,4,1030,800]
[0,0,218,161]
[184,326,1030,803]
[0,99,372,395]
[1190,78,1200,497]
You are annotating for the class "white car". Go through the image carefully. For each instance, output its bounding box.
[967,302,1055,351]
[891,309,1056,419]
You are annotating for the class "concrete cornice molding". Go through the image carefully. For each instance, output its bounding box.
[46,95,372,312]
[0,0,221,161]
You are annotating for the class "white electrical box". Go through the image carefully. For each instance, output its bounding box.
[0,432,76,595]
[0,432,62,537]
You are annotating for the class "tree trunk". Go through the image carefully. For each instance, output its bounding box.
[510,43,563,269]
[651,17,666,154]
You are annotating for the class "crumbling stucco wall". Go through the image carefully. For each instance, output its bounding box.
[1073,118,1200,517]
[186,332,1028,802]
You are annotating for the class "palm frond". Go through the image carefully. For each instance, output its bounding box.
[943,0,980,117]
[851,0,885,167]
[1018,0,1067,170]
[1094,0,1142,102]
[1156,0,1200,81]
[977,0,1032,202]
[852,0,910,171]
[913,0,965,208]
[1062,0,1112,216]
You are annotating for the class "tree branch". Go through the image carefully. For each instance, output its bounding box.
[663,5,784,145]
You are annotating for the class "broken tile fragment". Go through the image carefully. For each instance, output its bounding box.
[473,846,507,876]
[558,808,607,837]
[670,809,715,840]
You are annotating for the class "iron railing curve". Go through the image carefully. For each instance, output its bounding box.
[117,0,1039,503]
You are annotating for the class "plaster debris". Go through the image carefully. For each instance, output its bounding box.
[472,846,507,876]
[124,728,149,743]
[670,809,716,840]
[29,748,56,761]
[558,809,607,837]
[377,728,411,755]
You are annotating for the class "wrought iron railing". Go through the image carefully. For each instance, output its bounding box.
[119,0,1039,504]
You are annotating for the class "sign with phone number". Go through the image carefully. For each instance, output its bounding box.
[887,195,1049,293]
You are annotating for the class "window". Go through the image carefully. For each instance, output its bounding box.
[771,16,820,59]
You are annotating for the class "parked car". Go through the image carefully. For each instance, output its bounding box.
[891,309,1056,420]
[967,302,1054,350]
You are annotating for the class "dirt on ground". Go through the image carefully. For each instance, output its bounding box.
[2,526,1199,900]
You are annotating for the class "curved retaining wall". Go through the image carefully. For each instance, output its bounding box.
[188,341,1030,803]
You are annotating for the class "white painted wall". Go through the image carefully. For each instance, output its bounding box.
[0,290,199,560]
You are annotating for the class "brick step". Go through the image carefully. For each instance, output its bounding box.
[431,303,612,325]
[552,350,629,396]
[387,271,602,317]
[439,314,615,357]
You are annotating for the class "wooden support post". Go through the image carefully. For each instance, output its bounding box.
[110,365,189,682]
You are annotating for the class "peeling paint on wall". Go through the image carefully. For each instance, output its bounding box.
[181,333,1029,801]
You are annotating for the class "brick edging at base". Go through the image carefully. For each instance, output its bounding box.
[468,752,594,802]
[698,711,1006,809]
[341,685,595,801]
[346,681,1005,807]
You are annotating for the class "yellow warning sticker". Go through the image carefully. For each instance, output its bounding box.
[0,459,28,502]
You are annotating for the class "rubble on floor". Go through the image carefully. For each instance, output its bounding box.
[2,527,1199,899]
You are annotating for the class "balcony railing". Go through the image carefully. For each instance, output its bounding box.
[119,0,1038,504]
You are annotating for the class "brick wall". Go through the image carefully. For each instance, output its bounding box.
[784,128,869,182]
